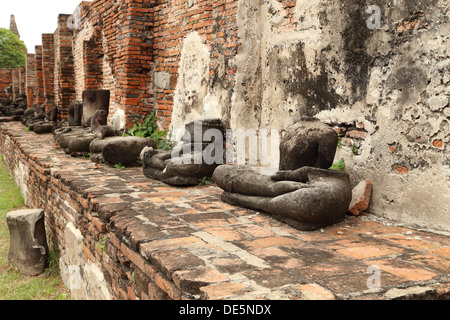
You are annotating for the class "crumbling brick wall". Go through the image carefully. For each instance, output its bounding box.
[42,34,55,110]
[29,0,240,130]
[54,14,76,119]
[26,54,37,107]
[152,0,239,131]
[35,46,45,107]
[0,69,12,101]
[12,68,25,99]
[0,68,25,102]
[71,0,154,129]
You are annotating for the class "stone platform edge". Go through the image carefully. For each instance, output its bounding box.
[1,122,450,301]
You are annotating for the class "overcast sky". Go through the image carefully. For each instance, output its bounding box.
[0,0,85,53]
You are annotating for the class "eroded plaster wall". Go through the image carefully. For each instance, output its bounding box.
[168,0,449,232]
[243,0,449,232]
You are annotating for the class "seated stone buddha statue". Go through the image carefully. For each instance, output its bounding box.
[213,117,352,231]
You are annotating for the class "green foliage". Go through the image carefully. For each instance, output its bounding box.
[337,134,342,149]
[127,112,174,150]
[157,135,175,151]
[0,28,26,68]
[329,158,346,172]
[46,247,59,273]
[198,176,214,186]
[127,112,158,138]
[97,236,109,254]
[351,145,359,157]
[114,163,125,170]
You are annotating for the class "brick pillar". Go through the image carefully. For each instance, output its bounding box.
[83,29,103,90]
[0,69,12,101]
[35,46,45,106]
[42,34,55,111]
[26,54,37,108]
[19,67,26,97]
[11,69,20,100]
[115,2,153,128]
[54,14,75,120]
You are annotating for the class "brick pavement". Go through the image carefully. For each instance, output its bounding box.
[1,121,449,300]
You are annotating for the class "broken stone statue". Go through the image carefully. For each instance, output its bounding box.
[33,102,61,134]
[81,89,110,127]
[68,100,83,127]
[213,117,352,231]
[90,136,157,167]
[142,118,225,186]
[1,93,27,120]
[53,89,115,156]
[20,100,61,134]
[54,91,157,167]
[6,209,48,276]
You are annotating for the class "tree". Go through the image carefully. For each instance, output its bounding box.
[0,28,27,69]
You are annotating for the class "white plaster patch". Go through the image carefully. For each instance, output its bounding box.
[110,108,126,131]
[171,32,210,142]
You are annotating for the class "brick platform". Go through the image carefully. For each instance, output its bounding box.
[1,121,449,300]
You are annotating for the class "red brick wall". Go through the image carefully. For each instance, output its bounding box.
[73,2,95,101]
[35,46,45,106]
[0,69,12,101]
[54,14,76,119]
[91,0,154,128]
[26,0,241,129]
[42,34,55,109]
[26,53,37,107]
[83,28,103,91]
[151,0,239,129]
[71,0,154,128]
[1,67,25,102]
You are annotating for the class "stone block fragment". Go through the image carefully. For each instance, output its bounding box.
[90,136,156,167]
[6,209,48,276]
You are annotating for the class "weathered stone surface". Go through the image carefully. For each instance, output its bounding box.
[68,101,83,127]
[46,105,59,122]
[279,117,338,171]
[54,123,119,156]
[215,165,352,231]
[54,126,86,149]
[214,117,352,231]
[6,209,48,276]
[2,122,450,300]
[143,118,225,186]
[67,134,97,155]
[34,121,59,134]
[348,180,373,216]
[90,136,156,167]
[81,90,110,127]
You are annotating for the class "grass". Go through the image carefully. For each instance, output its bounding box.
[0,155,70,300]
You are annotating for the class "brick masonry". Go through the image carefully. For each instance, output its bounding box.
[34,46,45,107]
[53,14,76,120]
[0,0,241,129]
[25,54,37,107]
[42,34,55,110]
[1,121,449,300]
[0,69,13,101]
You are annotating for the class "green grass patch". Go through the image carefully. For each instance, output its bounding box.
[0,155,69,300]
